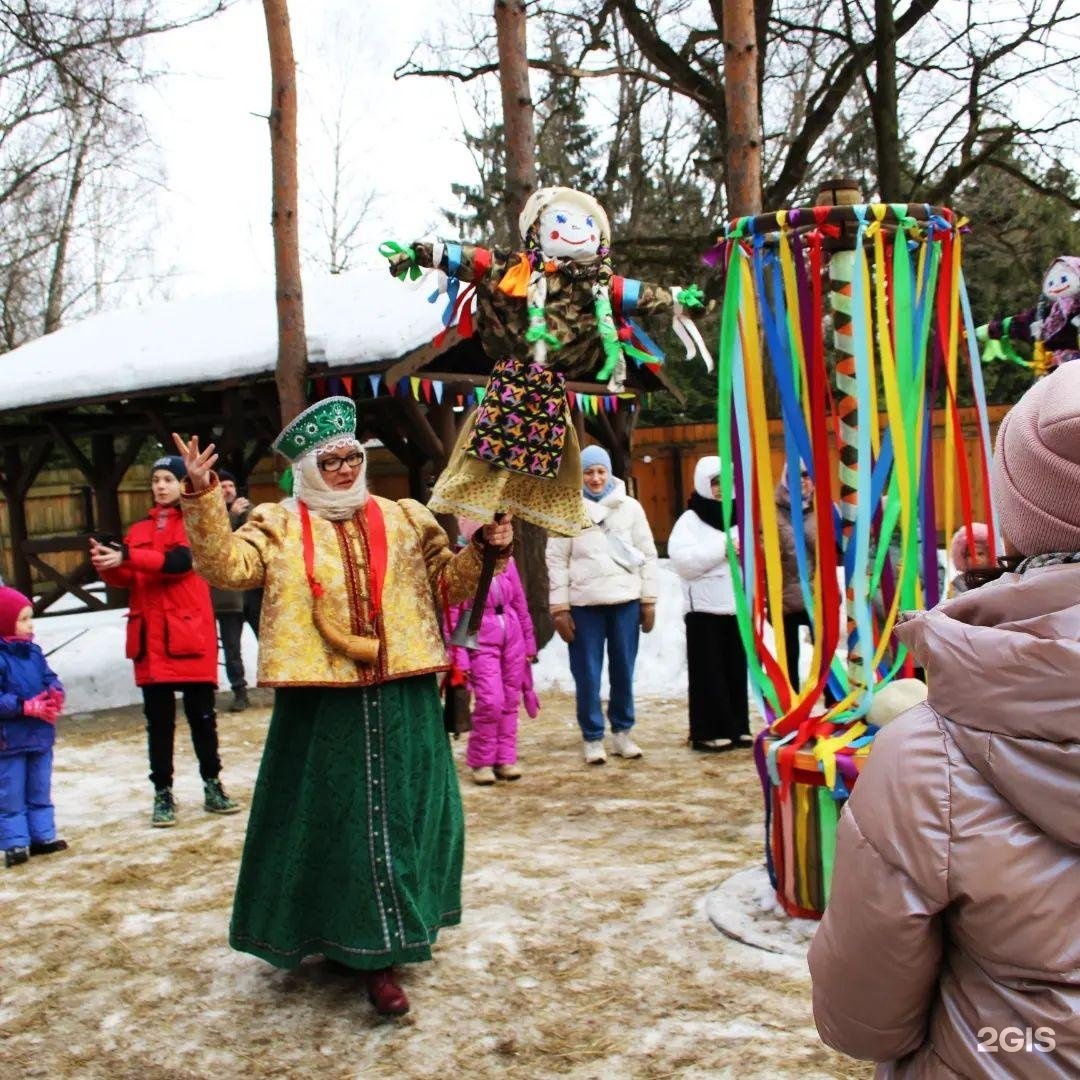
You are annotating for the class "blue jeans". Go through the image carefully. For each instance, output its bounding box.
[0,749,56,850]
[567,601,639,742]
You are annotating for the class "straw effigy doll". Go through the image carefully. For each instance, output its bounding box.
[383,186,708,536]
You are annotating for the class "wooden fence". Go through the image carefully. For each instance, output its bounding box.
[1,407,1008,589]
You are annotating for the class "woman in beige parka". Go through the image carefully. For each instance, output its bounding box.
[808,363,1080,1078]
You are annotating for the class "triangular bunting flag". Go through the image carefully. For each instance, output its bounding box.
[456,394,465,407]
[475,386,487,404]
[421,378,433,403]
[433,380,444,404]
[409,376,421,400]
[342,376,354,396]
[567,390,577,409]
[397,377,409,397]
[368,374,381,396]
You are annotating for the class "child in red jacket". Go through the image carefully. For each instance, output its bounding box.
[90,456,240,827]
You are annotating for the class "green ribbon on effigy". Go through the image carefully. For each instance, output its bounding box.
[676,284,705,309]
[593,292,624,381]
[378,240,422,281]
[524,305,561,349]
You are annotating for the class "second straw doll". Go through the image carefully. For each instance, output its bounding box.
[447,522,538,785]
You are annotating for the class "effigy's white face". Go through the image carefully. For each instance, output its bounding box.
[538,200,601,260]
[1043,260,1080,301]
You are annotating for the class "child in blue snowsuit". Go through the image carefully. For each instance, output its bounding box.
[0,586,67,867]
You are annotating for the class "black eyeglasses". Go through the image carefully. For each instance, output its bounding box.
[317,451,364,473]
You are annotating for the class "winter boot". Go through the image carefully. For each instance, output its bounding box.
[152,788,177,828]
[229,687,249,712]
[4,846,29,867]
[29,839,69,856]
[366,967,410,1016]
[611,731,643,759]
[493,763,522,781]
[583,739,607,766]
[471,766,496,786]
[203,778,241,814]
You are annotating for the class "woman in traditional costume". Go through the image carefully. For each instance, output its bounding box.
[384,186,708,536]
[171,398,512,1018]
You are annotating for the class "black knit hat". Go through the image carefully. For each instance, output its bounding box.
[151,455,187,481]
[217,468,237,485]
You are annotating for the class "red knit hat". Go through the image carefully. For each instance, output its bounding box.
[0,586,32,637]
[992,363,1080,556]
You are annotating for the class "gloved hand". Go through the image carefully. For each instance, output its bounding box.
[640,603,656,633]
[23,692,59,723]
[46,686,65,712]
[552,610,575,644]
[448,664,469,689]
[974,322,989,344]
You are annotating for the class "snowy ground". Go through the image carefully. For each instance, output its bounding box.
[0,690,871,1080]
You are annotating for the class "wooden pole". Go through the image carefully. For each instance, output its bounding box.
[494,0,537,238]
[262,0,308,425]
[723,0,761,217]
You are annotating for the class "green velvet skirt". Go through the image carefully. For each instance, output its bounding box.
[229,676,464,970]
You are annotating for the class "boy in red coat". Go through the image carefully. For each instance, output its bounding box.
[90,456,240,827]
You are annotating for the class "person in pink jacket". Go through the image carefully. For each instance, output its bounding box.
[447,525,538,785]
[808,363,1080,1077]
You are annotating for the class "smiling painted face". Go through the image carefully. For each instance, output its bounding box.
[1043,259,1080,301]
[538,200,601,261]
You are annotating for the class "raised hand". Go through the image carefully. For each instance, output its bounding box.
[171,432,218,491]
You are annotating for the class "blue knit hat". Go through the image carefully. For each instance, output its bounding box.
[580,445,612,472]
[151,455,187,481]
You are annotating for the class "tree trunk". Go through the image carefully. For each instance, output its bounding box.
[262,0,307,426]
[493,0,551,646]
[871,0,900,199]
[722,0,762,217]
[43,129,92,335]
[494,0,536,238]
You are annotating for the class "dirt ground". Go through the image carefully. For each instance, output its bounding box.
[0,690,873,1080]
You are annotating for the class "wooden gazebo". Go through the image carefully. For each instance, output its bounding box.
[0,268,678,614]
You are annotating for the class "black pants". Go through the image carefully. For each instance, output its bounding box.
[782,609,839,705]
[685,612,750,742]
[218,613,246,691]
[143,683,222,791]
[243,590,262,637]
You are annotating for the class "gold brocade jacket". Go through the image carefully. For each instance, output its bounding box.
[181,481,501,687]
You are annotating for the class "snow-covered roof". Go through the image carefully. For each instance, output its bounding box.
[0,267,447,415]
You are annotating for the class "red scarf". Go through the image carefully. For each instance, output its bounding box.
[299,498,387,617]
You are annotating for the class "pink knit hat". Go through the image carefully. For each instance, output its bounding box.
[991,363,1080,556]
[0,586,32,637]
[948,522,990,570]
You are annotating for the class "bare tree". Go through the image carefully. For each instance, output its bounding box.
[0,2,227,349]
[262,0,307,426]
[399,0,1080,214]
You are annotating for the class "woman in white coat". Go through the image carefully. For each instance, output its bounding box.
[546,446,658,766]
[668,456,751,751]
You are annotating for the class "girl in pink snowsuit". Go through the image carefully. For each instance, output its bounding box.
[448,556,538,785]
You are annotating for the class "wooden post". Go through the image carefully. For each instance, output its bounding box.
[262,0,308,425]
[723,0,762,217]
[494,0,536,237]
[816,178,865,687]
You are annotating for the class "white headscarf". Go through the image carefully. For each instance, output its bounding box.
[287,437,368,521]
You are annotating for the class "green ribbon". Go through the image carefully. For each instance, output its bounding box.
[676,284,705,309]
[378,240,421,281]
[524,305,561,349]
[979,318,1029,367]
[593,293,624,381]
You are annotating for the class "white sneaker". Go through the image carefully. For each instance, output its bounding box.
[583,739,607,766]
[611,731,643,759]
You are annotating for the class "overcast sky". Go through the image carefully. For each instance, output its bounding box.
[139,0,483,302]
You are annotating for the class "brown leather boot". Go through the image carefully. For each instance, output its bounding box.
[366,967,409,1016]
